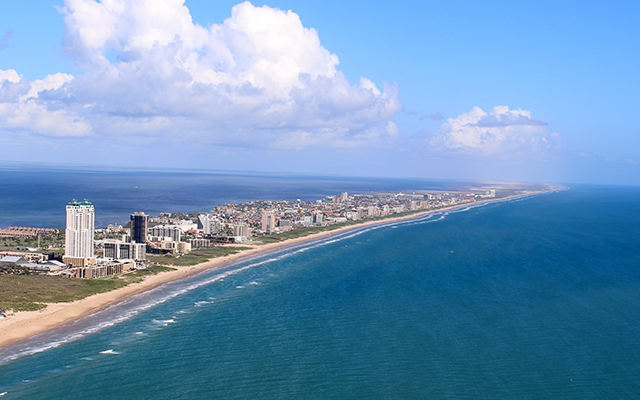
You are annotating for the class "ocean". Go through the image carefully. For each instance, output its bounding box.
[1,167,639,399]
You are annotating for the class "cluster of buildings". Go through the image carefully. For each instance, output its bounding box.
[0,187,499,279]
[60,200,138,278]
[200,189,490,236]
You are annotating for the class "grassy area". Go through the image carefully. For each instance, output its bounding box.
[0,266,176,312]
[146,246,252,266]
[0,234,64,251]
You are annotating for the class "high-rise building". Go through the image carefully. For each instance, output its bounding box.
[130,212,149,243]
[233,223,252,237]
[198,214,222,235]
[63,199,96,267]
[261,211,275,233]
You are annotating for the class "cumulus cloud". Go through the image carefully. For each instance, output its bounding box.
[0,69,92,137]
[0,0,401,148]
[429,106,560,157]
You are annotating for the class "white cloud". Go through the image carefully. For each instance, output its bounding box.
[0,69,21,84]
[429,106,560,157]
[7,0,401,148]
[23,73,75,100]
[0,69,91,137]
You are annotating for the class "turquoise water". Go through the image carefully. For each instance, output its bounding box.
[1,185,640,399]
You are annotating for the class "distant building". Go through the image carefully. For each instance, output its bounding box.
[233,223,252,237]
[172,220,197,232]
[198,214,222,235]
[150,225,181,242]
[157,241,191,254]
[63,199,96,267]
[261,211,275,233]
[189,239,211,249]
[130,212,149,243]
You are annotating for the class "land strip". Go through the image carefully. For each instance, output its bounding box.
[0,188,560,350]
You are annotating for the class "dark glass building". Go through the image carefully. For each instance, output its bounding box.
[130,212,148,244]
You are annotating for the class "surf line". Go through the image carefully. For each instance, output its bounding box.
[0,189,553,364]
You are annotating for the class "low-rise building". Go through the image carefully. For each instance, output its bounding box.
[189,238,211,248]
[149,225,182,242]
[103,240,147,260]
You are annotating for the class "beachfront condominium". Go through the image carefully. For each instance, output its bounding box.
[63,199,96,267]
[261,211,275,234]
[198,214,223,235]
[130,212,149,243]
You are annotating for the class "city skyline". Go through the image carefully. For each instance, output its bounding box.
[1,1,639,185]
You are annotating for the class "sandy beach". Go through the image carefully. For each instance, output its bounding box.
[0,191,553,350]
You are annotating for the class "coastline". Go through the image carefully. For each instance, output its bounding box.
[0,189,558,350]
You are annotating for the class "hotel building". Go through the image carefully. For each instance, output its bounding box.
[63,199,96,267]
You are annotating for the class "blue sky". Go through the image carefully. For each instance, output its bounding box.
[1,0,639,184]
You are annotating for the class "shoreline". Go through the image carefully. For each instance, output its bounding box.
[0,189,560,350]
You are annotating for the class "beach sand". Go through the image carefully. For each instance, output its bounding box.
[0,191,553,350]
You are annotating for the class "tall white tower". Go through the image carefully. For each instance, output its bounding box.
[64,199,96,267]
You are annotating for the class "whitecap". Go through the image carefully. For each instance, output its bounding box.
[99,349,119,355]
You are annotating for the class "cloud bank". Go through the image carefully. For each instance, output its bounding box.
[429,106,560,157]
[0,0,401,149]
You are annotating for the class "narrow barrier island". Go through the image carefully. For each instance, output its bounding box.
[0,183,561,349]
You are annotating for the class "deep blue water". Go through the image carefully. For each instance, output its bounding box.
[0,163,473,228]
[1,171,639,399]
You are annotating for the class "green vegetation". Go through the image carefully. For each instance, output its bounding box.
[146,246,252,266]
[0,266,176,312]
[0,233,64,252]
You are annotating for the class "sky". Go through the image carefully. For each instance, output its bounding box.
[1,0,639,184]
